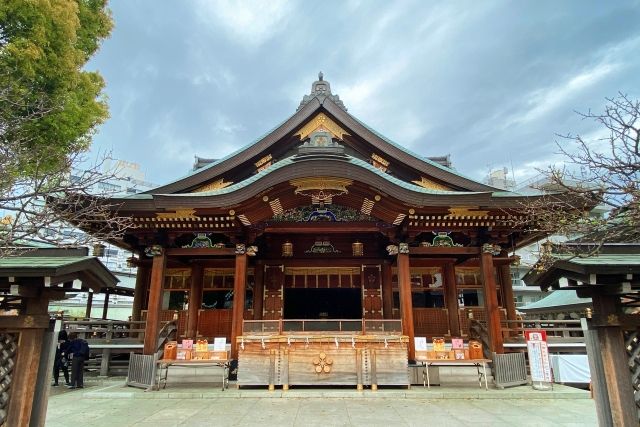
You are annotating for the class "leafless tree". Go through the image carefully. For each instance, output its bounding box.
[521,93,639,266]
[0,90,132,258]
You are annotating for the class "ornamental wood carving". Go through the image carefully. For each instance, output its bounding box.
[295,113,350,141]
[412,176,451,191]
[445,207,490,218]
[155,208,197,219]
[191,178,233,193]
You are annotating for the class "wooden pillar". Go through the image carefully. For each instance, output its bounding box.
[85,291,93,319]
[7,294,47,426]
[480,251,503,354]
[143,253,166,355]
[8,329,44,426]
[186,263,203,338]
[592,293,637,426]
[131,264,149,322]
[397,245,415,361]
[230,249,248,359]
[101,289,110,320]
[498,264,517,323]
[381,261,393,319]
[253,262,264,320]
[443,263,461,336]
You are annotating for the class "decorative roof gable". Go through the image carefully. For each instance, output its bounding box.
[144,74,498,195]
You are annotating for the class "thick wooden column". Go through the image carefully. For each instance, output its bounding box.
[397,246,415,361]
[443,263,461,336]
[186,263,203,338]
[101,289,110,320]
[131,264,149,323]
[231,250,248,359]
[253,262,264,320]
[7,293,47,426]
[381,261,394,319]
[480,251,503,354]
[498,264,517,323]
[143,253,166,355]
[85,291,93,319]
[592,293,637,426]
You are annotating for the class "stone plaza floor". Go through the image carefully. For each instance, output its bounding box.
[45,378,598,426]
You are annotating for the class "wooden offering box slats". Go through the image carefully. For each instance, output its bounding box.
[237,320,409,388]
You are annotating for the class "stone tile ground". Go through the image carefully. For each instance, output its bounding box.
[45,379,597,426]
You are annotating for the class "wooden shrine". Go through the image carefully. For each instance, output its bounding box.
[81,73,550,386]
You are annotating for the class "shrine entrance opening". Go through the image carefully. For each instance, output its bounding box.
[283,288,362,319]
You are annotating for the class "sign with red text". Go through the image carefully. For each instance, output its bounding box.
[525,330,552,382]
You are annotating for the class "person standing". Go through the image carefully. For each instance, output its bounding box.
[67,332,88,389]
[52,330,70,386]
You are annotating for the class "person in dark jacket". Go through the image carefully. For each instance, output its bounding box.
[52,330,70,386]
[67,332,85,389]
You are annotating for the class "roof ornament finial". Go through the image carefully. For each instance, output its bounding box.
[297,72,347,112]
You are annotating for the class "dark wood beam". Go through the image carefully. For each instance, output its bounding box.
[0,315,50,329]
[409,247,480,256]
[166,248,235,256]
[263,223,384,234]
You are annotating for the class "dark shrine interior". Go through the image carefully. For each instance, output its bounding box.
[283,288,362,319]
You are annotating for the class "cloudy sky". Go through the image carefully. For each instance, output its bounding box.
[86,0,640,187]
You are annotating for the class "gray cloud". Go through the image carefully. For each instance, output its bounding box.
[87,0,640,186]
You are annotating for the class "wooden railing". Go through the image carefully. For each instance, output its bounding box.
[242,319,403,335]
[63,318,146,376]
[502,319,584,340]
[468,318,586,357]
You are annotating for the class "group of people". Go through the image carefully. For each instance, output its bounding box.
[52,330,89,389]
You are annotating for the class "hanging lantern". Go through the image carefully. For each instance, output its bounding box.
[282,241,293,257]
[352,241,364,257]
[126,256,138,268]
[92,243,105,257]
[510,255,521,266]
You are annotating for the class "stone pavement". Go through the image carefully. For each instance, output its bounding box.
[45,379,598,426]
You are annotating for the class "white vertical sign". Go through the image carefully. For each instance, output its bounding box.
[526,330,552,383]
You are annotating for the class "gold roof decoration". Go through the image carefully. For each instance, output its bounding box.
[191,178,233,193]
[371,153,390,173]
[289,177,352,203]
[412,176,451,191]
[445,207,490,218]
[295,113,350,141]
[156,208,197,219]
[254,154,273,172]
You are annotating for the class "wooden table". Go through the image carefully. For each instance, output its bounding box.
[416,358,492,390]
[156,359,230,391]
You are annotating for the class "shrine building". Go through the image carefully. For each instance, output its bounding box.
[96,74,544,383]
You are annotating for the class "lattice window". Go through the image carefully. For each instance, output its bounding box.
[0,333,17,426]
[624,328,640,419]
[413,308,450,336]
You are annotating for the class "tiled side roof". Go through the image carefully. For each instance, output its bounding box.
[0,256,91,268]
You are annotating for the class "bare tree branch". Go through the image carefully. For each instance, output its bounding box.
[518,94,640,269]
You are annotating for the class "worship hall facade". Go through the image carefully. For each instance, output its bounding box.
[105,74,541,364]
